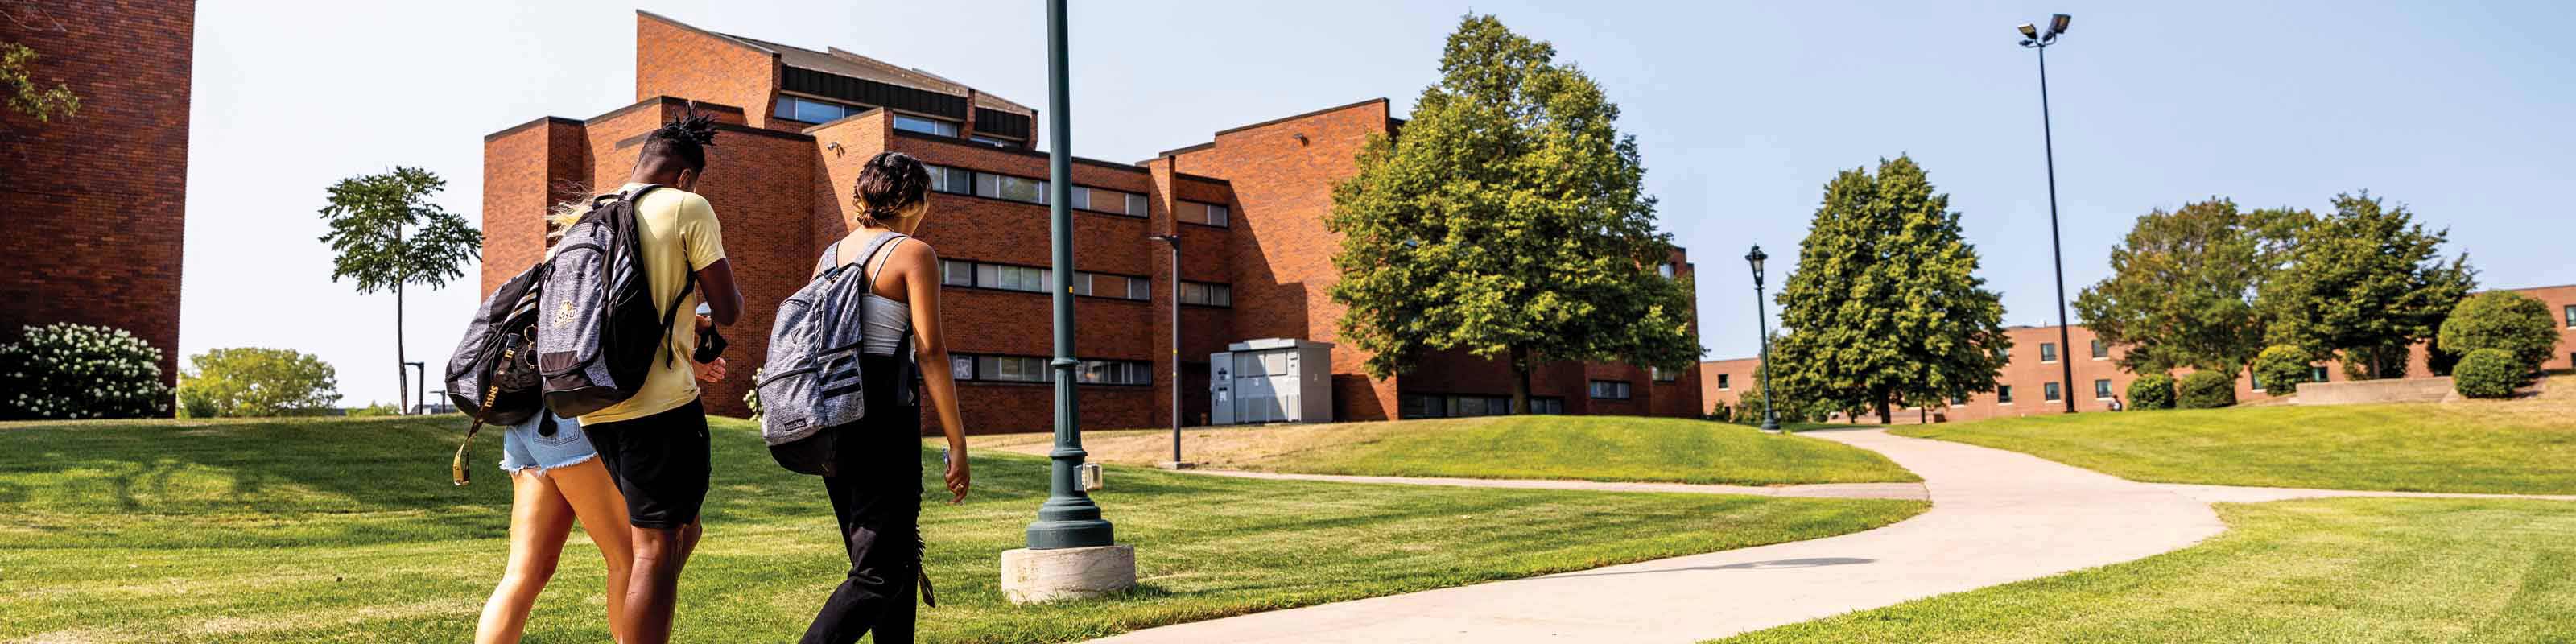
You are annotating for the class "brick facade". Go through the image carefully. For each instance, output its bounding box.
[0,0,195,395]
[1703,284,2576,424]
[481,12,1703,432]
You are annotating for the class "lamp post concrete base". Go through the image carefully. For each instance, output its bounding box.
[1000,544,1137,604]
[1158,460,1197,470]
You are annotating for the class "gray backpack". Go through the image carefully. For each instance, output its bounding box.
[757,233,910,476]
[536,185,696,417]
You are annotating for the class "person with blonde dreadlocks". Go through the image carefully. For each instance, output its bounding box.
[575,112,745,644]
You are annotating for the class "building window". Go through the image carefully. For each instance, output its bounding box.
[1075,359,1153,386]
[941,259,1141,299]
[2040,343,2059,363]
[1177,200,1229,227]
[1530,397,1565,414]
[2310,365,2329,382]
[976,173,1048,204]
[2094,378,2112,399]
[969,134,1018,147]
[926,165,974,195]
[955,354,1149,386]
[939,259,974,287]
[892,113,960,137]
[1179,281,1232,307]
[775,95,863,124]
[1651,367,1679,382]
[1717,374,1732,390]
[2043,382,2062,402]
[2566,304,2574,328]
[1951,395,1967,407]
[1070,272,1150,301]
[1071,187,1148,217]
[1403,394,1563,418]
[975,263,1050,292]
[2091,339,2108,359]
[1656,263,1675,279]
[1588,380,1632,400]
[971,354,1050,382]
[1998,385,2014,403]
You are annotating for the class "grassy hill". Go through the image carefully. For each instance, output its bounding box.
[973,415,1917,486]
[0,415,1922,643]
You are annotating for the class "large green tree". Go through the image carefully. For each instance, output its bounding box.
[319,167,481,414]
[2256,192,2475,379]
[1328,14,1698,414]
[1769,156,2012,424]
[2072,198,2278,374]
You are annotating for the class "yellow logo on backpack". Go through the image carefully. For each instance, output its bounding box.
[554,301,575,328]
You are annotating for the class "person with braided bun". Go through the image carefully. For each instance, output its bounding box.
[577,111,745,644]
[795,151,971,644]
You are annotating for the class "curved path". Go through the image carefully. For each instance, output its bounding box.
[1172,469,1930,501]
[1092,427,2227,643]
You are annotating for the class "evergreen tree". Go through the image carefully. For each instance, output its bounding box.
[1769,157,2011,424]
[1329,14,1697,413]
[2256,192,2475,379]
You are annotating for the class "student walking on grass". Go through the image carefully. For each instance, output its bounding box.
[796,151,973,644]
[469,208,729,644]
[575,114,744,644]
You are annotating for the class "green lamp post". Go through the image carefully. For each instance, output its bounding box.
[1748,245,1781,431]
[1024,0,1115,551]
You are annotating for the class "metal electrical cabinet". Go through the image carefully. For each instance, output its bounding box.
[1208,338,1335,425]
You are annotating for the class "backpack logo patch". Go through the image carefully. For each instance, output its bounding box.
[553,301,576,328]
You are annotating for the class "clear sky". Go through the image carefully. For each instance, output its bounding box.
[184,0,2576,407]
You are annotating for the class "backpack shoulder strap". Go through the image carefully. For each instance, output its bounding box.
[857,233,910,284]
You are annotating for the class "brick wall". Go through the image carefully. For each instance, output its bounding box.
[0,0,195,394]
[635,12,778,129]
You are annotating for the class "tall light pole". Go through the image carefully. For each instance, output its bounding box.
[1026,0,1115,550]
[1150,233,1184,468]
[2019,13,2079,414]
[1747,246,1780,432]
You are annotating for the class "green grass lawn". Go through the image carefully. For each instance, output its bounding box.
[1715,497,2576,643]
[979,415,1915,486]
[0,415,1924,643]
[1889,391,2576,494]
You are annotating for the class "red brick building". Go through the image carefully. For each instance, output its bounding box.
[483,12,1702,432]
[0,0,195,393]
[1702,284,2576,424]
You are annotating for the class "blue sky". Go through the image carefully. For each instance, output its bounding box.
[185,0,2576,406]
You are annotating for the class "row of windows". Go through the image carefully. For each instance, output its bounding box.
[1589,380,1633,400]
[2029,340,2116,364]
[939,259,1152,301]
[951,353,1152,386]
[1650,367,1680,382]
[1179,281,1232,307]
[1400,394,1565,419]
[923,163,1231,227]
[774,95,996,143]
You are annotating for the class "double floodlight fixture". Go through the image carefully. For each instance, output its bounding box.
[2018,14,2071,47]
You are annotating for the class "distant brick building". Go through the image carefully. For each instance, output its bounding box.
[0,0,196,394]
[1703,284,2576,424]
[483,12,1701,431]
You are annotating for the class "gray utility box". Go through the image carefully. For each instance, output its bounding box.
[1208,338,1335,425]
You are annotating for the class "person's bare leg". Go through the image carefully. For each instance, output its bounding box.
[621,519,697,644]
[552,458,633,643]
[475,469,575,644]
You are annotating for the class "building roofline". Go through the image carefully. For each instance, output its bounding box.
[1173,171,1231,185]
[1151,97,1391,159]
[890,129,1146,174]
[482,115,583,142]
[636,10,779,56]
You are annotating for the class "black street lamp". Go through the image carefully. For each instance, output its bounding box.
[1025,0,1116,550]
[1747,245,1781,432]
[2018,13,2079,415]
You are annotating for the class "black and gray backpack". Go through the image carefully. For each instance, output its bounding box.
[441,262,548,485]
[756,233,911,476]
[537,185,696,417]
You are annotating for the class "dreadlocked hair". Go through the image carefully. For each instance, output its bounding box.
[642,110,721,171]
[852,151,930,229]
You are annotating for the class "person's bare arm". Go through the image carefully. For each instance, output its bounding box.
[696,258,743,326]
[898,242,971,503]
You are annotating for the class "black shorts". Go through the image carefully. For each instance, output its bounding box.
[584,398,712,530]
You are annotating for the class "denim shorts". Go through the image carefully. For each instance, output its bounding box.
[498,414,599,473]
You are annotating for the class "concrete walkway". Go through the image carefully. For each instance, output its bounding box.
[1174,469,1930,501]
[1092,428,2228,643]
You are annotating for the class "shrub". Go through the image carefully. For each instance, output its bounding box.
[2125,373,2175,410]
[2251,345,2314,395]
[2453,348,2524,398]
[745,365,766,421]
[347,402,400,417]
[2177,370,2237,409]
[176,348,341,418]
[0,324,172,419]
[2438,291,2558,372]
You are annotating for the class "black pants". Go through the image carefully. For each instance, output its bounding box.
[800,355,923,644]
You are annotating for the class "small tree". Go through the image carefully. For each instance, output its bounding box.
[2438,291,2557,372]
[2257,192,2475,379]
[2,39,80,128]
[2251,345,2314,396]
[1328,14,1698,412]
[176,348,342,418]
[1769,156,2012,423]
[2125,373,2176,410]
[319,167,481,414]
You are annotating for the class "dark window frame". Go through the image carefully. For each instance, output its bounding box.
[2040,343,2060,363]
[2043,382,2062,402]
[939,258,1150,302]
[1175,200,1232,228]
[1179,280,1232,308]
[1588,380,1633,400]
[952,353,1151,386]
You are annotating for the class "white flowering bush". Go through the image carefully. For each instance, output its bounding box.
[0,324,173,419]
[744,365,766,421]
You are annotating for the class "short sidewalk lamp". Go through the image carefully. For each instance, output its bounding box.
[1747,245,1781,432]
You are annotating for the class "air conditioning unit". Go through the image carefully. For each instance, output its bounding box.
[1208,338,1334,425]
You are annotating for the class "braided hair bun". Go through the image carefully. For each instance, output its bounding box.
[853,151,931,228]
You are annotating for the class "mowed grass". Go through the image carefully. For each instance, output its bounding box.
[1890,378,2576,494]
[0,415,1925,643]
[972,415,1914,486]
[1716,497,2576,643]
